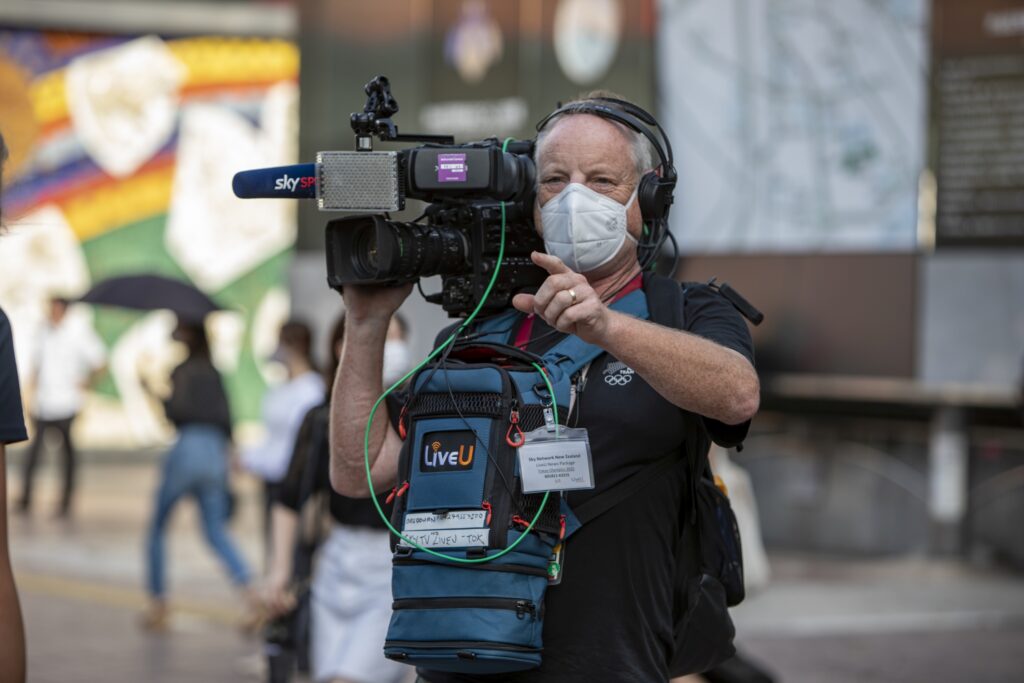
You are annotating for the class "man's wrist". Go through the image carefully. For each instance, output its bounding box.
[586,308,624,349]
[345,312,394,331]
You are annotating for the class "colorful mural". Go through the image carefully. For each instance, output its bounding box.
[0,31,300,447]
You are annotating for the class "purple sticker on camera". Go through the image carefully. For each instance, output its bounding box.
[437,153,467,182]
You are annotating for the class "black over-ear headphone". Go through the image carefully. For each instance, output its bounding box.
[534,97,677,223]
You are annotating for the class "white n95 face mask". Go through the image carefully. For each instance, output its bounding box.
[382,339,411,386]
[540,183,638,273]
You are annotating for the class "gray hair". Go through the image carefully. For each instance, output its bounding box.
[535,102,658,184]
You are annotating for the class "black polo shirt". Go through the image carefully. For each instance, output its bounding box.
[407,282,754,683]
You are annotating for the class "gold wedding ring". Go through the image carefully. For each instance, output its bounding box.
[568,288,578,305]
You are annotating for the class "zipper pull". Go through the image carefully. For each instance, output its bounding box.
[481,501,492,526]
[506,399,525,447]
[395,481,410,498]
[397,404,409,440]
[559,514,566,541]
[385,486,398,504]
[511,515,530,529]
[515,600,536,620]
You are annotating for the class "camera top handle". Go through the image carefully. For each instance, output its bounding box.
[350,76,455,150]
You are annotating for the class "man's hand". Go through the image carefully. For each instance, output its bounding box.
[341,282,413,324]
[512,252,611,344]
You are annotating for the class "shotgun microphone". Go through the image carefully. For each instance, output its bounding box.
[231,163,317,199]
[231,152,402,212]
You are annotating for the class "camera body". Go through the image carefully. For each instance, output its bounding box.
[325,78,546,318]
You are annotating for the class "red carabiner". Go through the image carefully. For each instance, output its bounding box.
[506,409,525,448]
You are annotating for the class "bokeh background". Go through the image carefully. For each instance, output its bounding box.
[1,1,1023,682]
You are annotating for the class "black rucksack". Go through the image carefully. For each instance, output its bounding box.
[644,274,746,676]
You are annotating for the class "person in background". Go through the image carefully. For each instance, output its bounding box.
[17,295,105,518]
[0,130,28,683]
[242,320,325,556]
[141,318,254,631]
[381,312,412,388]
[261,312,412,683]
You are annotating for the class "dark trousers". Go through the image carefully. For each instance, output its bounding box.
[20,415,77,515]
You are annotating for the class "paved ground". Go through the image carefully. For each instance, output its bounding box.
[6,448,1024,682]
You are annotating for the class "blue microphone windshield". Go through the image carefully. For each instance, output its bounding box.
[232,163,317,199]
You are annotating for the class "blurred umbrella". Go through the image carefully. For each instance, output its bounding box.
[79,274,221,322]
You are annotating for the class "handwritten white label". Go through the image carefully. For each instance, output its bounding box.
[398,528,491,548]
[404,510,488,531]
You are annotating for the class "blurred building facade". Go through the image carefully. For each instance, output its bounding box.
[0,0,300,447]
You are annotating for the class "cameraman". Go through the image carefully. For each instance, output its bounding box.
[329,96,759,682]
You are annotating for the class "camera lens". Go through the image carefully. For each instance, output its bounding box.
[353,224,380,275]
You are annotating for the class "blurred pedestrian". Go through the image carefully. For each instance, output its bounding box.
[141,318,254,631]
[17,295,105,518]
[261,312,412,683]
[242,320,324,557]
[0,129,28,683]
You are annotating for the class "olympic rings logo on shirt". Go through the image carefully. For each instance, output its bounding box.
[604,372,633,387]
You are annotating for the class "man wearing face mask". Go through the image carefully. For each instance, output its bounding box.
[329,94,760,682]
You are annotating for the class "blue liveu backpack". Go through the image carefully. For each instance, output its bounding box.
[381,289,649,674]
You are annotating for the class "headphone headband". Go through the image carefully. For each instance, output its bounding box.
[534,99,675,178]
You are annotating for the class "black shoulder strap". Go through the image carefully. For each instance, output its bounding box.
[572,451,680,525]
[643,272,686,330]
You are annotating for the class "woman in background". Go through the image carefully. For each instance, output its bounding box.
[242,320,325,558]
[0,130,29,683]
[141,318,254,630]
[261,312,412,683]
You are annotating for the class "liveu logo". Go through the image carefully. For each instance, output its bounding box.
[420,432,475,472]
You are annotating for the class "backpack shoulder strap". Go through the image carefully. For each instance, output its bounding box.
[643,272,687,330]
[469,309,522,344]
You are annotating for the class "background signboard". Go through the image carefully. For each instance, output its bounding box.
[932,0,1024,246]
[659,0,930,253]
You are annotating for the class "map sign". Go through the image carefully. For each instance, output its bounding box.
[660,0,929,252]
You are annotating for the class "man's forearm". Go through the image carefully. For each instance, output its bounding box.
[596,312,759,425]
[329,318,396,497]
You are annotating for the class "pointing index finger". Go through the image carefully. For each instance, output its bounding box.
[532,251,572,275]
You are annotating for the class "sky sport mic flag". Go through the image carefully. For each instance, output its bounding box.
[231,163,317,198]
[231,152,402,212]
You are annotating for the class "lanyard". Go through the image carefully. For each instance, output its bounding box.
[513,273,643,350]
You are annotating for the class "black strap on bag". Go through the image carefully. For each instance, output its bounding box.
[644,273,746,676]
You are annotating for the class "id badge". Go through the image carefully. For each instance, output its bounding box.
[517,426,595,494]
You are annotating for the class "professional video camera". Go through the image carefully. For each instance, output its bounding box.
[233,76,546,318]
